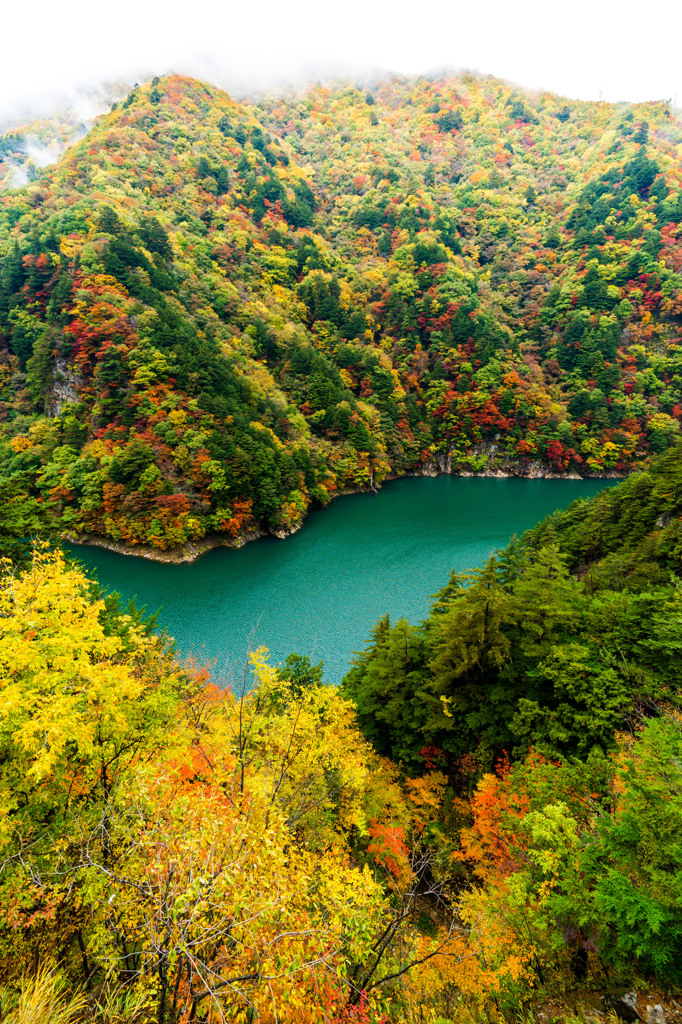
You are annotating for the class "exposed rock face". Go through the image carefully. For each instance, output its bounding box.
[646,1006,666,1024]
[605,991,642,1022]
[269,522,304,540]
[63,527,268,564]
[419,443,624,481]
[47,358,83,416]
[65,453,624,563]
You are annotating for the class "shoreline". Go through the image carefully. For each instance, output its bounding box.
[64,454,625,565]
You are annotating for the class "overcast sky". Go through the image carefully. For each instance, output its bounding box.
[2,0,681,122]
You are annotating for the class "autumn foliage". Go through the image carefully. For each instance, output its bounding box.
[1,74,682,555]
[2,456,682,1020]
[2,69,682,1023]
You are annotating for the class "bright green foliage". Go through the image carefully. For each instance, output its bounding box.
[345,447,682,770]
[525,444,682,583]
[343,615,432,769]
[590,715,682,982]
[456,719,682,999]
[2,71,682,1015]
[427,558,516,761]
[510,641,633,758]
[0,468,54,564]
[1,498,681,1018]
[278,650,324,693]
[1,75,682,553]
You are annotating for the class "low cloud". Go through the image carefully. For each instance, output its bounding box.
[0,0,679,127]
[7,163,29,188]
[23,139,63,167]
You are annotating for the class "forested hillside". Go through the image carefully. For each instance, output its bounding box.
[1,449,680,1023]
[0,83,123,191]
[1,74,681,555]
[343,442,682,771]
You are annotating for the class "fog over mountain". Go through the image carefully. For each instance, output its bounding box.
[3,0,681,124]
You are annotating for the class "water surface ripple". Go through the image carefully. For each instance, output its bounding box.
[70,476,612,684]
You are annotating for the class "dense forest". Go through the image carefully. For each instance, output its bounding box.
[1,71,681,1022]
[1,444,681,1023]
[1,73,681,556]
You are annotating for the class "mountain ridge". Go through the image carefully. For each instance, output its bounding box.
[1,72,681,557]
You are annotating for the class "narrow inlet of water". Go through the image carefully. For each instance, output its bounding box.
[70,476,613,684]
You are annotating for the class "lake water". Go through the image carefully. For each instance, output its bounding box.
[69,476,613,684]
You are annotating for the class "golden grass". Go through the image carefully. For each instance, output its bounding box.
[0,964,88,1024]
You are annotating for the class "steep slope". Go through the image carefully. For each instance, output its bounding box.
[253,77,682,468]
[0,82,127,191]
[0,74,681,555]
[1,468,680,1021]
[343,440,682,772]
[0,77,381,553]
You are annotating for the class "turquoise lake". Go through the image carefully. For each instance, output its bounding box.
[70,476,613,685]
